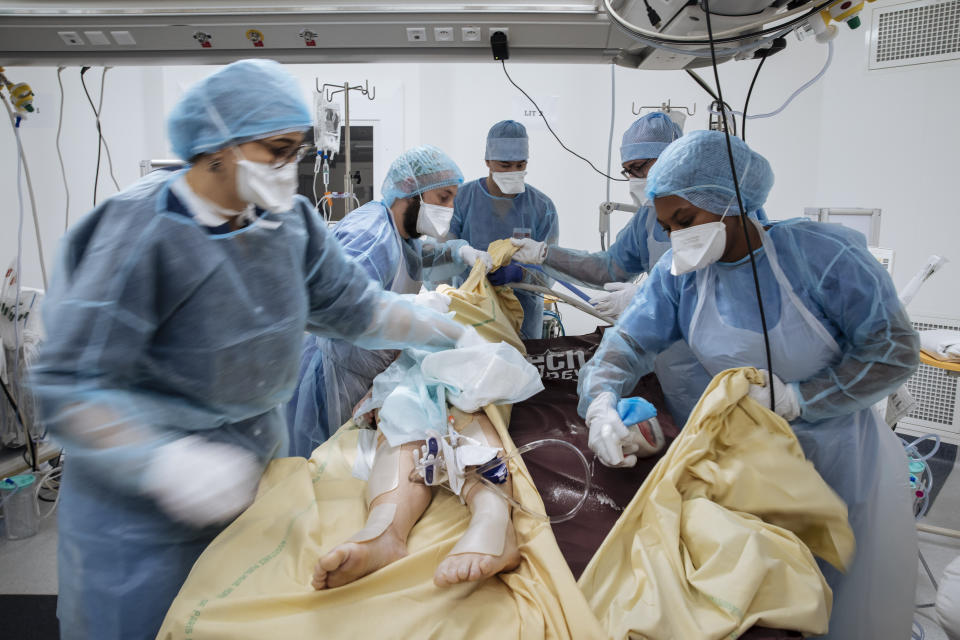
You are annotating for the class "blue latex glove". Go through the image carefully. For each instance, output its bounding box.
[488,262,523,286]
[617,396,657,426]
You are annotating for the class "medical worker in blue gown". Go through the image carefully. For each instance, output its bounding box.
[286,145,493,457]
[449,120,559,339]
[512,112,765,426]
[31,60,483,640]
[577,130,919,639]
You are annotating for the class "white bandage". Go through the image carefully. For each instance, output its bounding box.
[347,503,397,543]
[449,485,510,557]
[366,442,402,505]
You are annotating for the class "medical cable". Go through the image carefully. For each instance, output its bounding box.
[2,92,48,291]
[81,67,121,205]
[704,0,776,412]
[741,56,767,141]
[56,66,71,231]
[0,379,38,473]
[604,63,617,250]
[603,0,835,46]
[79,68,102,206]
[473,438,592,523]
[500,60,626,182]
[713,39,834,126]
[543,309,566,336]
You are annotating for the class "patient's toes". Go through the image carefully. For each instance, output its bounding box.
[317,531,408,590]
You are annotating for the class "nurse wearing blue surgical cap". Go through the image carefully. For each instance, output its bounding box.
[286,145,492,457]
[32,60,479,640]
[513,112,753,425]
[448,120,559,338]
[577,129,919,640]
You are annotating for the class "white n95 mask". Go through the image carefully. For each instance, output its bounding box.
[236,159,299,214]
[669,221,727,275]
[416,202,454,239]
[491,170,527,195]
[628,178,648,206]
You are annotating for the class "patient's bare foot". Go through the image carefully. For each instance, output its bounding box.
[433,522,521,587]
[312,529,408,590]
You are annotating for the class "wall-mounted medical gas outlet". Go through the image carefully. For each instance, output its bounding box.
[461,26,482,42]
[434,27,454,42]
[406,27,427,42]
[58,31,84,46]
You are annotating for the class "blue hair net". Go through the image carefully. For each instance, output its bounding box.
[381,145,464,208]
[646,129,774,216]
[167,59,312,161]
[620,112,683,163]
[485,120,529,161]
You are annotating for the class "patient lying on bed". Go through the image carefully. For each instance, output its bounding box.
[313,406,522,589]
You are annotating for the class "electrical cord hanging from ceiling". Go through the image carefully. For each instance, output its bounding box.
[80,68,102,206]
[703,0,776,412]
[741,55,768,142]
[56,66,71,231]
[81,67,121,206]
[500,60,626,182]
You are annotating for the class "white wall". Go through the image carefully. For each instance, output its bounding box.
[1,7,956,333]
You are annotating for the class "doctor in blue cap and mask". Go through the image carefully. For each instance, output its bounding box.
[577,129,919,640]
[286,144,493,457]
[448,120,559,339]
[511,112,760,426]
[32,59,481,640]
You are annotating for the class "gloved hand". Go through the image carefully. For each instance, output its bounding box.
[143,435,262,528]
[747,369,800,421]
[585,391,637,468]
[413,291,452,314]
[488,263,523,286]
[459,245,493,272]
[510,238,547,264]
[455,325,488,349]
[589,282,639,317]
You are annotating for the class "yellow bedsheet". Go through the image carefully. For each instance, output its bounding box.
[578,368,856,639]
[159,244,854,640]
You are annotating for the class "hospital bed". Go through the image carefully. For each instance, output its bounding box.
[514,329,801,640]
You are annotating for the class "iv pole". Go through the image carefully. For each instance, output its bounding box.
[317,79,376,217]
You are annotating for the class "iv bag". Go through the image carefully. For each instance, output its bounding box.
[314,92,342,158]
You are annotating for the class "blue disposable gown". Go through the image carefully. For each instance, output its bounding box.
[578,218,919,639]
[32,171,466,640]
[286,200,468,457]
[450,177,560,339]
[541,205,768,425]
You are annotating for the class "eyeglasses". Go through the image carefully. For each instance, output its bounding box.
[620,160,652,179]
[252,140,311,168]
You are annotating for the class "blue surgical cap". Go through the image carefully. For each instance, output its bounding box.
[485,120,529,161]
[381,145,464,208]
[620,112,683,164]
[646,130,774,216]
[167,59,312,161]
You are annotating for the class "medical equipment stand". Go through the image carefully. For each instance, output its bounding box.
[317,80,376,218]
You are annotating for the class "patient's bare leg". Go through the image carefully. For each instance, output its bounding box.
[434,413,521,587]
[313,436,430,590]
